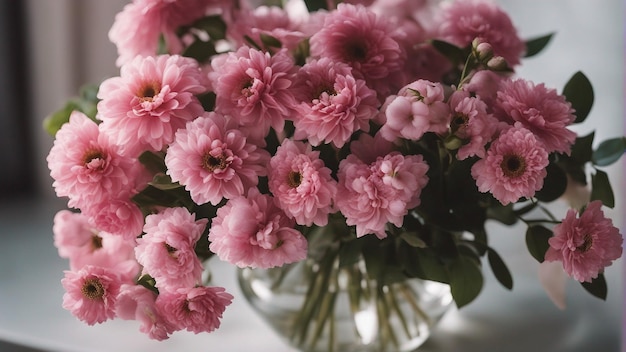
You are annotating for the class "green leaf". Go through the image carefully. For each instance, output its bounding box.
[138,151,167,174]
[149,173,183,191]
[562,71,594,123]
[399,231,427,248]
[430,39,467,65]
[137,274,159,294]
[338,240,363,268]
[592,137,626,166]
[190,15,227,41]
[525,225,553,263]
[591,169,615,208]
[303,0,327,11]
[182,38,217,63]
[448,255,484,308]
[581,273,607,300]
[535,162,567,202]
[487,248,513,290]
[524,33,555,57]
[570,132,595,164]
[260,33,282,49]
[486,203,517,225]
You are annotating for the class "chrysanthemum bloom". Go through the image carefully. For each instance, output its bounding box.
[61,265,123,325]
[494,78,576,155]
[116,284,176,341]
[437,0,525,66]
[448,90,499,160]
[378,79,450,142]
[309,3,406,97]
[47,112,145,210]
[268,139,337,226]
[135,207,208,291]
[165,112,270,205]
[209,46,297,138]
[545,201,623,283]
[208,188,308,268]
[83,197,145,241]
[155,286,233,334]
[336,152,429,238]
[348,131,395,165]
[228,5,306,51]
[471,124,549,205]
[109,0,227,66]
[291,58,379,148]
[97,55,207,157]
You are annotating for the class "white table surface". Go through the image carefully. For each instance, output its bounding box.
[2,1,624,351]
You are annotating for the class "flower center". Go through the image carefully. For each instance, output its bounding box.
[287,171,302,188]
[164,242,178,258]
[202,153,229,172]
[451,113,469,135]
[345,41,368,62]
[501,154,526,178]
[576,233,593,252]
[91,235,103,251]
[313,84,335,100]
[138,82,161,102]
[81,278,105,300]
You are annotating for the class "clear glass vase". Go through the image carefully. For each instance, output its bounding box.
[238,254,454,352]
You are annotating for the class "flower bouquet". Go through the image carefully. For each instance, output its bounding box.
[45,0,625,350]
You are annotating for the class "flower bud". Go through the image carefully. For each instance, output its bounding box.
[487,56,508,71]
[475,42,493,62]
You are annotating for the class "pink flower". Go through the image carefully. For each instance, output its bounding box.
[462,69,508,106]
[135,207,208,291]
[97,55,207,157]
[165,112,270,205]
[228,5,306,51]
[378,79,450,141]
[46,112,144,210]
[349,132,395,165]
[437,0,525,66]
[494,78,576,155]
[309,3,406,97]
[545,201,623,283]
[83,197,145,241]
[268,139,337,226]
[337,152,429,238]
[448,90,499,159]
[471,124,549,205]
[109,0,225,66]
[156,286,233,334]
[208,188,308,268]
[61,265,123,325]
[116,284,176,341]
[209,46,297,138]
[291,58,379,148]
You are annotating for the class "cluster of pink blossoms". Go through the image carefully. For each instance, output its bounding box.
[46,0,623,340]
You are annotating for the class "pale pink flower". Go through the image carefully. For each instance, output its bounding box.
[97,55,207,157]
[83,198,145,241]
[437,0,525,66]
[448,90,498,159]
[494,78,576,155]
[309,3,406,97]
[61,265,122,325]
[116,284,176,341]
[337,152,429,238]
[545,201,623,283]
[228,6,306,51]
[46,112,144,210]
[209,46,297,138]
[165,112,270,205]
[208,188,308,268]
[462,69,508,106]
[471,124,549,205]
[136,207,208,291]
[109,0,225,66]
[156,286,233,334]
[349,132,395,165]
[378,79,450,141]
[268,139,337,226]
[291,58,379,148]
[53,210,96,259]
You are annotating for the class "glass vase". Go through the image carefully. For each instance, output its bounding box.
[238,254,454,352]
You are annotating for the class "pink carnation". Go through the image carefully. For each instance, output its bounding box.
[155,286,233,334]
[494,78,577,155]
[208,188,308,268]
[471,124,549,205]
[448,90,499,160]
[268,139,337,226]
[46,112,144,210]
[116,284,175,341]
[165,112,270,205]
[209,46,297,138]
[135,207,208,291]
[309,3,406,97]
[97,54,207,157]
[378,79,450,141]
[437,0,525,66]
[337,152,429,238]
[109,0,225,66]
[545,201,623,283]
[228,5,306,51]
[61,265,123,325]
[291,58,379,148]
[82,197,145,241]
